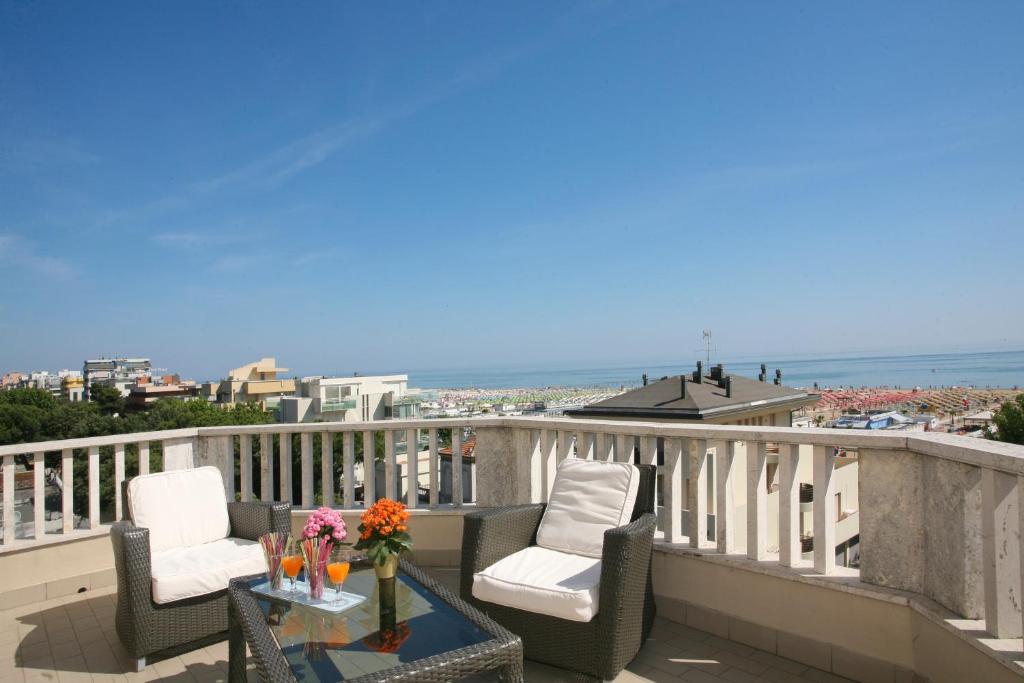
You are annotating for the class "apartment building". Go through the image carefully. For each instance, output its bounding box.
[200,357,296,408]
[279,374,418,423]
[83,358,151,399]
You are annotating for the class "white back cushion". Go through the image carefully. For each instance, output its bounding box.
[128,466,230,552]
[536,458,639,559]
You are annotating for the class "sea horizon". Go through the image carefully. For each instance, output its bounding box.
[393,349,1024,391]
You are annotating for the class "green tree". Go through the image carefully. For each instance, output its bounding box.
[89,384,124,416]
[989,394,1024,445]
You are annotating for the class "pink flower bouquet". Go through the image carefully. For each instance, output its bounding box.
[303,507,347,543]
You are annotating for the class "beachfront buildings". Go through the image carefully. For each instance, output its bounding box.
[279,373,421,423]
[82,357,151,400]
[200,357,296,409]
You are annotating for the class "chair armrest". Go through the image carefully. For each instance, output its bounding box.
[110,521,153,621]
[598,512,657,628]
[228,501,291,541]
[460,503,545,600]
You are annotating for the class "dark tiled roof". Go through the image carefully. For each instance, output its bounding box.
[565,373,816,420]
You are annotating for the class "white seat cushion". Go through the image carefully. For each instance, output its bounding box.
[536,458,640,559]
[150,537,266,604]
[472,546,601,622]
[128,466,231,553]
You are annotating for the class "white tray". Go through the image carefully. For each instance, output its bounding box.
[251,580,367,614]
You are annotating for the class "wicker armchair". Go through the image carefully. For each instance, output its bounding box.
[461,462,657,681]
[111,468,290,670]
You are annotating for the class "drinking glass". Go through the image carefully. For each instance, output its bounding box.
[282,554,304,593]
[326,548,352,603]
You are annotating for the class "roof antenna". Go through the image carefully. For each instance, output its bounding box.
[701,329,714,368]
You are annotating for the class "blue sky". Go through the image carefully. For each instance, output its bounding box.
[1,2,1022,381]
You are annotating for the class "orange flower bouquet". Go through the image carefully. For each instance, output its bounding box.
[353,498,412,579]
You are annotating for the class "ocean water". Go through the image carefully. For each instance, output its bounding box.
[407,350,1024,390]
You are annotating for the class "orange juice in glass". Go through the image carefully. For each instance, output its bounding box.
[326,548,352,602]
[281,554,304,593]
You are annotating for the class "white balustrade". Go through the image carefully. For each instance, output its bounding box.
[451,427,463,507]
[663,437,685,543]
[363,430,376,506]
[715,440,737,553]
[746,441,768,560]
[689,439,709,549]
[778,443,800,567]
[406,428,418,508]
[812,444,836,574]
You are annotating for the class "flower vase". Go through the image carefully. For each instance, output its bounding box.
[373,553,399,580]
[378,576,397,633]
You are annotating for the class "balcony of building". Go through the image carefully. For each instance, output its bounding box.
[2,417,1024,682]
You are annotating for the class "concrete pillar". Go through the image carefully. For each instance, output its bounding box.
[196,436,234,501]
[163,437,197,472]
[474,426,531,508]
[860,448,983,619]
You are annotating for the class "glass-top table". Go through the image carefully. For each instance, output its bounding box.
[228,558,523,682]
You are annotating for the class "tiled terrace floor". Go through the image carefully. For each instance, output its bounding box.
[0,567,854,683]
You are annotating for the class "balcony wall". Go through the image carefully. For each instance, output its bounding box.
[2,417,1024,682]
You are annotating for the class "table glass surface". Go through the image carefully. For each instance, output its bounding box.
[244,560,492,681]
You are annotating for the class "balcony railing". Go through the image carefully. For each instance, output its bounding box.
[2,416,1024,676]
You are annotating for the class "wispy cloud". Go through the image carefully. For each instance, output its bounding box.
[0,232,76,279]
[0,138,99,172]
[152,231,249,249]
[99,3,643,228]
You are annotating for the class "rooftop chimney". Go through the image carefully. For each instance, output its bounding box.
[680,375,686,398]
[694,361,703,384]
[759,363,767,382]
[774,368,782,386]
[642,372,648,386]
[711,363,724,381]
[725,375,733,398]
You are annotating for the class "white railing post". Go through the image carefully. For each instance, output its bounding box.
[527,430,542,504]
[61,448,73,534]
[541,430,557,501]
[341,431,354,508]
[406,428,419,509]
[88,446,100,528]
[577,432,594,460]
[813,445,837,574]
[642,436,659,512]
[260,434,272,502]
[616,434,633,463]
[2,455,14,544]
[451,428,463,507]
[321,432,334,507]
[599,433,615,462]
[33,451,45,540]
[279,434,293,504]
[982,468,1022,637]
[139,442,150,476]
[362,430,376,505]
[114,444,125,520]
[689,439,709,548]
[384,430,397,501]
[779,443,800,567]
[300,433,314,508]
[557,431,572,464]
[239,435,252,502]
[663,437,685,543]
[746,441,768,560]
[428,429,439,508]
[716,441,737,554]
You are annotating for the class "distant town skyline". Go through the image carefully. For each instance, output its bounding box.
[2,3,1023,378]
